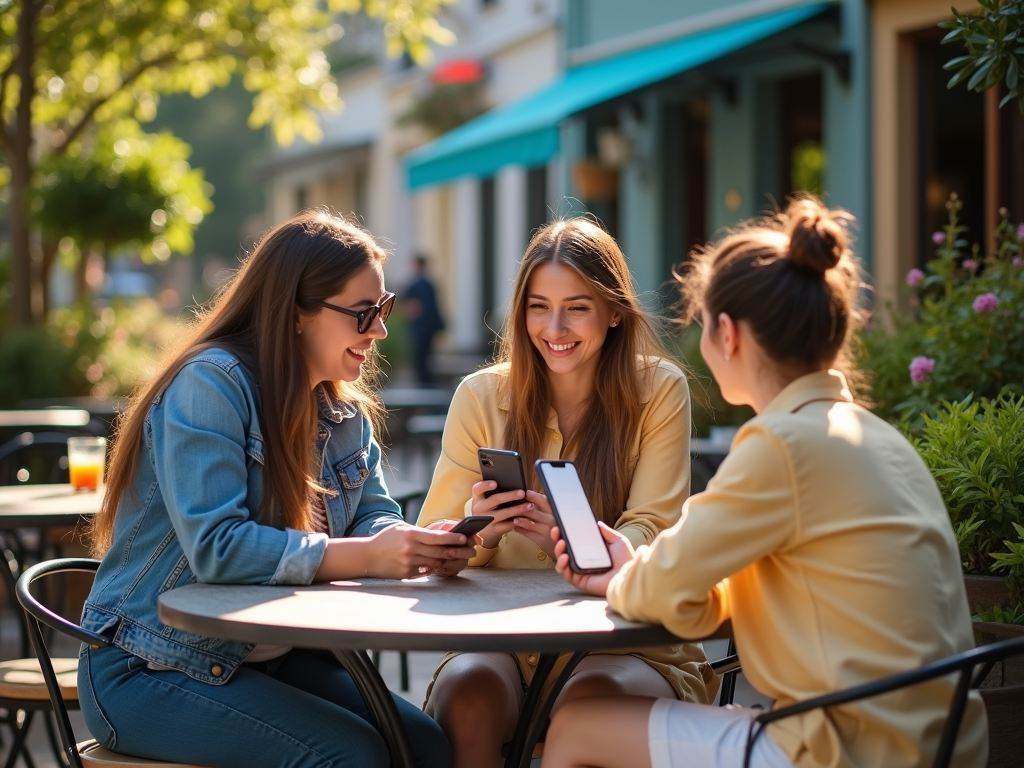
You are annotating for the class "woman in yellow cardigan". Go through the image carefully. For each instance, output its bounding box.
[542,198,987,768]
[417,218,716,768]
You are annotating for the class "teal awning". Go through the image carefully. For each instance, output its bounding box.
[406,2,832,190]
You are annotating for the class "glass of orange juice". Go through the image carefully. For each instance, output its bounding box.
[67,436,107,491]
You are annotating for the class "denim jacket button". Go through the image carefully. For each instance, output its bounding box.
[359,467,368,477]
[210,665,223,677]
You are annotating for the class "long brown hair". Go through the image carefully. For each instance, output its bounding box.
[91,210,387,555]
[676,196,865,392]
[496,218,678,526]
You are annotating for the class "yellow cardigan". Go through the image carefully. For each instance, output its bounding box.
[607,370,987,768]
[417,358,715,703]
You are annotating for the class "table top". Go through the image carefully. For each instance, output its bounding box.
[0,484,103,527]
[159,568,686,653]
[0,409,92,428]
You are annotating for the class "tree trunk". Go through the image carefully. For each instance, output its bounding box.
[40,235,58,317]
[9,0,39,327]
[74,248,89,304]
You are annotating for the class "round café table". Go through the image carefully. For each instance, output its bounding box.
[0,483,103,529]
[159,568,701,768]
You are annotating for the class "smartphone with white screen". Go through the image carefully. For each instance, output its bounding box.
[534,460,612,573]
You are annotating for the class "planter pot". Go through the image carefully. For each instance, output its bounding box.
[571,160,618,202]
[964,574,1012,614]
[965,575,1024,768]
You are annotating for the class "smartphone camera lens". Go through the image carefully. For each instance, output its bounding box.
[481,458,493,468]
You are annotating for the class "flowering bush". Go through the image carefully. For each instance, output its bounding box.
[860,195,1024,425]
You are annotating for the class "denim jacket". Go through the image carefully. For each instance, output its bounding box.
[81,348,402,685]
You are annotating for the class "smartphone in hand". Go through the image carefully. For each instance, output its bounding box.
[449,515,493,538]
[478,448,527,510]
[534,460,612,573]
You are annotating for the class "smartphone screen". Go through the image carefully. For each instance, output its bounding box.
[536,461,612,572]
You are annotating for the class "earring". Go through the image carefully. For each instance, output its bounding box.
[611,320,619,327]
[296,328,302,335]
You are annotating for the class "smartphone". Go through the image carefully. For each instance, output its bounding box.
[449,515,493,538]
[534,460,613,573]
[478,448,527,510]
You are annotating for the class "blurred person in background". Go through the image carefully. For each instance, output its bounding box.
[403,254,446,386]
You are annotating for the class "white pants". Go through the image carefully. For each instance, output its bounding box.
[648,699,796,768]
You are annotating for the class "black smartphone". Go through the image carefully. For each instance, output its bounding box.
[449,515,493,537]
[534,460,612,573]
[478,448,527,510]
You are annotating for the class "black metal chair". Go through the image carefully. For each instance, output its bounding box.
[742,635,1024,768]
[16,558,206,768]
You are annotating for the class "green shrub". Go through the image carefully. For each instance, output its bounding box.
[0,299,182,407]
[860,196,1024,427]
[914,394,1024,616]
[0,325,92,407]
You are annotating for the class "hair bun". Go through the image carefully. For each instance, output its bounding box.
[785,198,846,275]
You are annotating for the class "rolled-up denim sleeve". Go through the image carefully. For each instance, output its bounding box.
[345,418,404,538]
[150,360,327,585]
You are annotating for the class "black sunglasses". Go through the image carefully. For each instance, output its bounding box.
[315,292,397,334]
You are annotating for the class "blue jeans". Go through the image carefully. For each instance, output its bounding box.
[79,645,450,768]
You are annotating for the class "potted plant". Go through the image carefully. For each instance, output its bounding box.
[860,197,1024,766]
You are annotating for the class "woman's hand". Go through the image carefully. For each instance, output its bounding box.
[470,480,535,549]
[365,523,477,580]
[552,522,635,596]
[425,520,477,576]
[511,491,557,557]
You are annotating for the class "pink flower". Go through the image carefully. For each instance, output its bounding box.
[1017,223,1024,239]
[906,268,925,288]
[1014,256,1023,268]
[973,293,999,313]
[909,356,935,384]
[932,231,946,245]
[962,259,978,270]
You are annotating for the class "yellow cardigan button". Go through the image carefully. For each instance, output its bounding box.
[527,654,538,666]
[536,551,547,562]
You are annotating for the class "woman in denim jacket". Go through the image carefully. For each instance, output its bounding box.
[79,211,473,768]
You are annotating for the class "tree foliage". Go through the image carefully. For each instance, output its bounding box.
[0,0,455,325]
[942,0,1024,111]
[35,121,213,262]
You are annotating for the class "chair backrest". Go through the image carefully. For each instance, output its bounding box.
[744,634,1024,768]
[0,409,100,485]
[16,558,110,768]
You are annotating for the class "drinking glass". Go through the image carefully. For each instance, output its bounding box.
[67,436,107,491]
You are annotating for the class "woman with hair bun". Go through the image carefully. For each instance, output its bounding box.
[541,198,987,768]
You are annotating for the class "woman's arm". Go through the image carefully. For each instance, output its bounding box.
[150,360,327,585]
[416,378,529,566]
[606,426,796,638]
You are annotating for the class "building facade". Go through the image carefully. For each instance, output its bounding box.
[407,0,1020,349]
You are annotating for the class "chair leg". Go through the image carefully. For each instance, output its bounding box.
[3,709,37,768]
[44,711,70,768]
[718,639,739,706]
[399,652,409,692]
